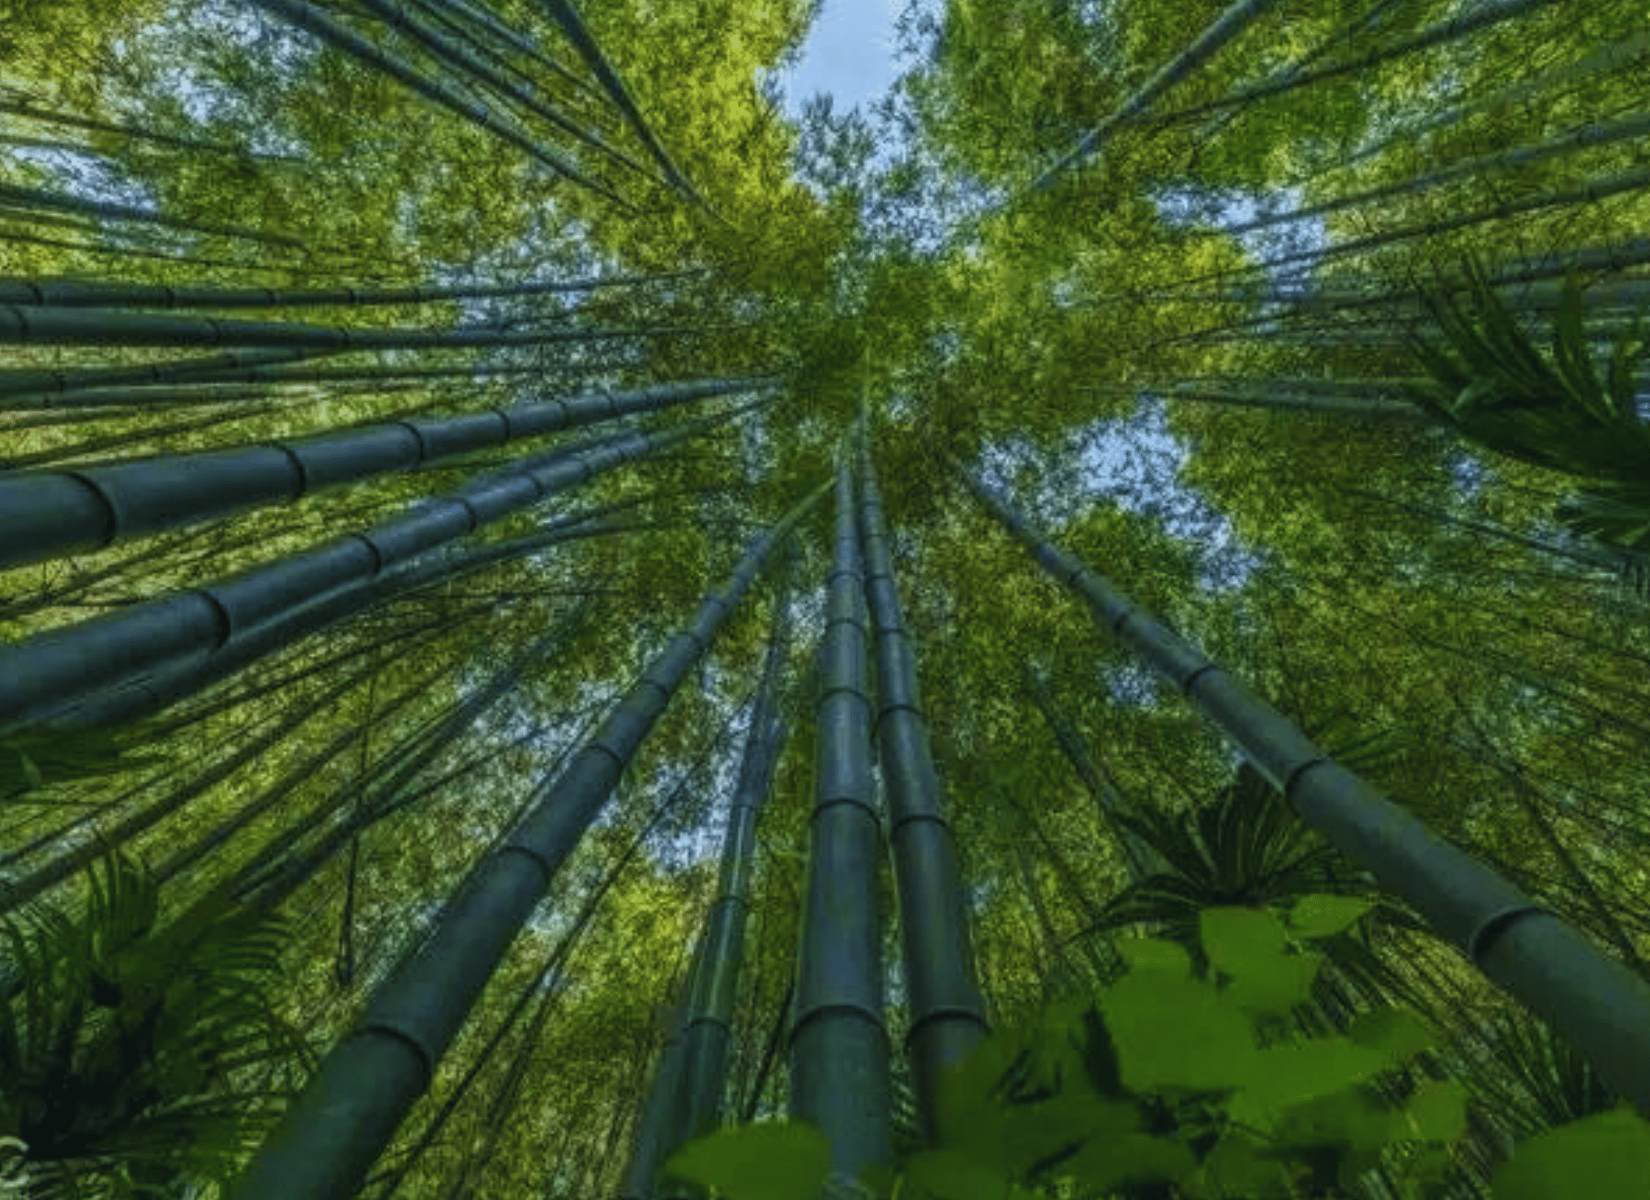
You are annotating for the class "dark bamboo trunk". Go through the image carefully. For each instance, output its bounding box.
[0,402,760,731]
[854,429,988,1141]
[959,467,1650,1115]
[0,375,769,568]
[225,480,826,1200]
[789,448,891,1187]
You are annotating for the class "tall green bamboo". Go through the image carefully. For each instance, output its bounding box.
[246,0,627,202]
[677,589,791,1139]
[0,402,761,731]
[0,305,701,350]
[0,269,702,309]
[45,495,672,731]
[790,447,891,1187]
[1148,0,1563,128]
[0,375,769,568]
[1026,0,1284,194]
[854,427,988,1141]
[958,467,1650,1114]
[224,480,825,1200]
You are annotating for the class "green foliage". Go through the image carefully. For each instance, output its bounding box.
[1491,1109,1650,1200]
[0,850,314,1197]
[1409,263,1650,571]
[663,1120,830,1200]
[0,728,155,800]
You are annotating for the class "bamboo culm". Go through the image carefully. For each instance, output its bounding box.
[0,375,770,568]
[790,446,892,1186]
[959,467,1650,1115]
[0,304,705,350]
[856,429,989,1140]
[0,268,705,310]
[225,480,828,1200]
[0,401,763,732]
[48,502,654,730]
[666,587,794,1177]
[1027,0,1285,194]
[245,0,628,203]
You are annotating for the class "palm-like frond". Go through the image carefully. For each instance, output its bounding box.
[1466,1011,1616,1145]
[1409,260,1650,560]
[0,850,313,1197]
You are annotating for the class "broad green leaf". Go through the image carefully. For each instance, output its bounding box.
[1099,973,1256,1093]
[1399,1080,1468,1144]
[663,1122,830,1200]
[1227,1037,1390,1130]
[1273,1087,1397,1154]
[1063,1132,1197,1191]
[1116,937,1192,977]
[1347,1009,1435,1065]
[1202,906,1288,971]
[1183,1132,1296,1199]
[1492,1109,1650,1200]
[903,1150,1022,1200]
[1224,950,1322,1015]
[1288,895,1375,939]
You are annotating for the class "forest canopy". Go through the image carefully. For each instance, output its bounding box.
[2,0,1650,1198]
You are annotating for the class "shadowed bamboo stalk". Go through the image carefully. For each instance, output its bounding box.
[0,375,772,568]
[0,402,763,732]
[855,427,988,1140]
[353,0,653,180]
[958,467,1650,1114]
[0,305,706,350]
[1023,665,1153,884]
[618,680,774,1199]
[43,492,684,732]
[1026,0,1284,194]
[0,347,328,402]
[385,706,736,1200]
[225,478,827,1200]
[0,180,301,247]
[530,0,707,212]
[675,588,792,1146]
[0,268,705,309]
[1147,0,1562,128]
[790,446,891,1187]
[1221,111,1650,239]
[246,0,628,203]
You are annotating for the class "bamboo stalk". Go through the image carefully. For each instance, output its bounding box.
[225,479,827,1200]
[959,467,1650,1115]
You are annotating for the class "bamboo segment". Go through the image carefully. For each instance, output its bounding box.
[855,430,988,1140]
[1150,0,1562,127]
[0,376,772,568]
[245,0,628,202]
[678,593,791,1142]
[1028,0,1285,193]
[959,468,1650,1115]
[0,269,703,309]
[0,347,326,402]
[0,305,702,350]
[0,404,762,731]
[225,480,827,1200]
[623,592,791,1199]
[48,514,641,730]
[790,449,892,1186]
[619,1006,692,1200]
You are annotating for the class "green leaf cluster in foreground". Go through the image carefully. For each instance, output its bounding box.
[668,897,1650,1200]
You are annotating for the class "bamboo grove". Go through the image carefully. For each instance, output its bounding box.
[2,0,1649,1197]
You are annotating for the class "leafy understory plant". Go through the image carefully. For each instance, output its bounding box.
[0,849,315,1198]
[664,896,1650,1200]
[1408,261,1650,598]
